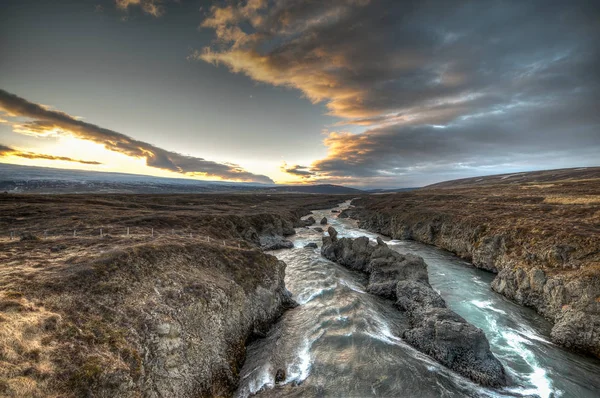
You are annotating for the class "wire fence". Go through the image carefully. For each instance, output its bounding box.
[3,227,246,249]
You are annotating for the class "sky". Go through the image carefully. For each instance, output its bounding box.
[0,0,598,188]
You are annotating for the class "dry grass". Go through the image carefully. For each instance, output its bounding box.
[543,195,600,205]
[0,293,61,397]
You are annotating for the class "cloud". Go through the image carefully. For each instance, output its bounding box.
[199,0,600,187]
[115,0,166,17]
[0,144,102,165]
[280,162,315,178]
[0,89,273,183]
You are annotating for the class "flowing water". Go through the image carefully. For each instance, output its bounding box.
[236,202,600,398]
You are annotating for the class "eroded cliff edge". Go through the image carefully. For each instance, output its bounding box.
[341,170,600,358]
[0,194,349,397]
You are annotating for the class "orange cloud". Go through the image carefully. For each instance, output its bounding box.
[0,144,102,165]
[280,161,315,179]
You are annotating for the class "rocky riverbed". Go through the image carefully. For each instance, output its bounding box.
[321,226,506,387]
[342,168,600,358]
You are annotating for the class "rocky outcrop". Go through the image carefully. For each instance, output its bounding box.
[347,201,600,358]
[320,217,328,225]
[260,235,294,250]
[295,216,316,227]
[321,227,506,387]
[6,241,296,397]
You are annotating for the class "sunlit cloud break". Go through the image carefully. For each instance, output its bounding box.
[0,89,273,183]
[198,0,600,187]
[0,144,102,165]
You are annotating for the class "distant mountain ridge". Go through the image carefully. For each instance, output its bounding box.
[0,163,363,194]
[423,167,600,189]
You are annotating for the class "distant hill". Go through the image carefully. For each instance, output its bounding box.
[0,163,363,194]
[366,187,417,194]
[423,167,600,190]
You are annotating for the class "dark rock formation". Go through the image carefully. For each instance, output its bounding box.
[295,216,316,227]
[260,235,294,250]
[404,308,506,387]
[313,227,324,233]
[320,217,328,225]
[321,227,506,387]
[275,369,286,384]
[345,200,600,358]
[304,243,318,249]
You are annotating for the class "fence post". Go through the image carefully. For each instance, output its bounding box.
[151,228,154,237]
[127,227,130,237]
[100,228,103,237]
[10,231,13,240]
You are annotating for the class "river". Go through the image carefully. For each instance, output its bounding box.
[236,202,600,398]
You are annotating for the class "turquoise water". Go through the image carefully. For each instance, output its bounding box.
[236,202,600,397]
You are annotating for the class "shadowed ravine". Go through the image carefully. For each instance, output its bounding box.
[236,202,600,398]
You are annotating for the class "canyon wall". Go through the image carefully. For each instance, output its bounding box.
[344,190,600,358]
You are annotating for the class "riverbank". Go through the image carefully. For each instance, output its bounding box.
[342,168,600,357]
[0,194,350,397]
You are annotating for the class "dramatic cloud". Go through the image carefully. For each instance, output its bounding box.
[199,0,600,187]
[280,162,315,178]
[0,89,273,183]
[0,144,102,165]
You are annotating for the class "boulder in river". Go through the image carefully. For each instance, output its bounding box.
[327,226,338,241]
[404,307,506,387]
[320,217,328,225]
[304,243,318,249]
[296,216,316,227]
[260,235,294,250]
[321,227,506,387]
[275,369,286,384]
[313,227,324,233]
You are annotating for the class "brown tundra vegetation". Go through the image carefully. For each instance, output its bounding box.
[0,193,350,397]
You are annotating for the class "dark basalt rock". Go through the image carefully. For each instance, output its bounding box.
[321,227,506,387]
[403,308,506,387]
[313,227,324,233]
[304,243,318,249]
[296,216,316,227]
[327,226,338,241]
[395,280,446,312]
[259,235,294,250]
[275,369,286,384]
[320,217,328,225]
